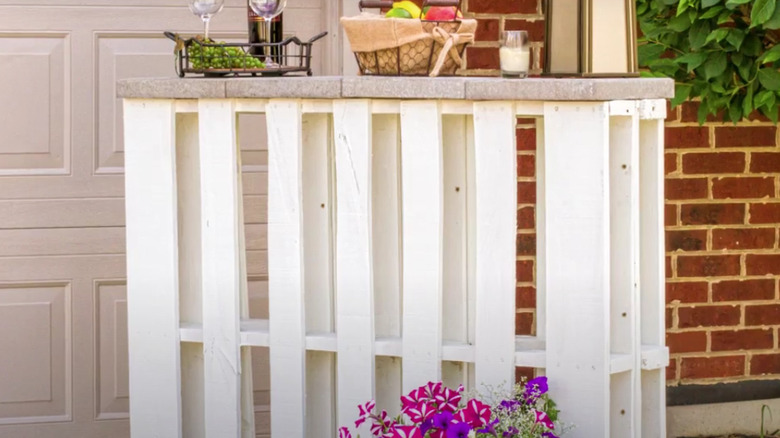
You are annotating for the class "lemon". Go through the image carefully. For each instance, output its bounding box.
[386,7,412,18]
[392,0,422,18]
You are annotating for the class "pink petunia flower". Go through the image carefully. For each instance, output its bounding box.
[534,410,555,430]
[389,425,423,438]
[339,427,352,438]
[355,400,376,428]
[404,400,437,424]
[434,386,462,413]
[454,399,492,428]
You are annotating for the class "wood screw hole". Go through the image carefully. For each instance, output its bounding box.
[321,203,325,208]
[622,164,627,169]
[622,312,627,317]
[455,187,460,192]
[621,409,626,415]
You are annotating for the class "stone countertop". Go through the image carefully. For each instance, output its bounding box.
[117,76,674,101]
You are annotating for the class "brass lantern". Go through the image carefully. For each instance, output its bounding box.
[543,0,639,77]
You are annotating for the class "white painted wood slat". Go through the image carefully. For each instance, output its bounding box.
[608,113,641,438]
[472,102,517,392]
[198,99,244,438]
[401,101,444,391]
[333,100,375,436]
[266,99,307,438]
[639,118,668,438]
[543,102,611,437]
[302,112,336,438]
[123,99,183,438]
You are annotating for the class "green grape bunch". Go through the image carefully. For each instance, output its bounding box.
[187,36,265,71]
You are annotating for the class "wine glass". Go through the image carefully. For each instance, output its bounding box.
[248,0,287,66]
[188,0,224,41]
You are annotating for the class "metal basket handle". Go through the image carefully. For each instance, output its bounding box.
[358,0,462,11]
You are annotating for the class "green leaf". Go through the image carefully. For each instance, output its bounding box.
[726,28,746,50]
[669,14,693,32]
[702,0,721,7]
[752,0,777,26]
[755,90,775,107]
[729,97,743,123]
[689,21,711,49]
[764,1,780,28]
[743,84,754,117]
[672,83,693,107]
[705,28,730,44]
[677,51,709,72]
[638,43,667,66]
[758,44,780,64]
[726,0,750,9]
[758,67,780,90]
[704,52,728,79]
[743,34,763,56]
[701,6,725,19]
[760,104,779,123]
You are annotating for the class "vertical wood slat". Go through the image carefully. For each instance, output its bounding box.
[267,100,307,438]
[441,114,469,388]
[198,99,243,437]
[333,100,376,436]
[302,113,336,438]
[372,114,403,414]
[124,99,183,438]
[609,112,641,437]
[401,101,444,391]
[473,102,517,391]
[535,118,547,341]
[177,112,206,438]
[639,117,667,438]
[543,102,611,437]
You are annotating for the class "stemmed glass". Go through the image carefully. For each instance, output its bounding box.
[188,0,224,41]
[248,0,287,66]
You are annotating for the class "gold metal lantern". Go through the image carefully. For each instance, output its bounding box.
[543,0,639,77]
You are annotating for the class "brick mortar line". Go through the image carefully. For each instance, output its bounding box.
[667,249,780,255]
[665,200,780,205]
[666,224,780,230]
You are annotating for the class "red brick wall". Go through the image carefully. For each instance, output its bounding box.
[451,0,780,386]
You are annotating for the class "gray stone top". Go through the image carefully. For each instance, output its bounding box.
[118,76,674,101]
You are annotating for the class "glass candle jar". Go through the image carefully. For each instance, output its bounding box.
[500,30,530,78]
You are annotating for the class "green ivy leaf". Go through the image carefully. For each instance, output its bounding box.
[729,97,743,123]
[669,14,693,31]
[638,43,667,66]
[704,52,728,79]
[677,51,709,72]
[726,0,751,9]
[743,84,755,117]
[672,83,693,107]
[726,28,746,50]
[757,44,780,64]
[765,1,780,28]
[701,6,725,19]
[758,67,780,90]
[751,0,777,26]
[689,21,711,49]
[702,0,721,7]
[705,28,730,45]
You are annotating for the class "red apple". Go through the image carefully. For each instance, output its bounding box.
[424,6,459,21]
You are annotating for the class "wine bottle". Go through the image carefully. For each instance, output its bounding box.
[248,4,283,63]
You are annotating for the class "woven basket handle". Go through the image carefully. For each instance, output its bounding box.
[358,0,462,11]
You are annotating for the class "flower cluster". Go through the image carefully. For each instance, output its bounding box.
[338,377,566,438]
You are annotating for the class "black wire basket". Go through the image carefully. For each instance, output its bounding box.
[165,31,328,78]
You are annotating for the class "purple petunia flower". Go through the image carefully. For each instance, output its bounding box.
[476,417,499,435]
[502,426,520,437]
[420,418,434,436]
[524,377,549,403]
[432,411,454,429]
[499,399,520,412]
[446,422,471,438]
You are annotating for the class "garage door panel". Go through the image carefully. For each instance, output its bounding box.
[95,281,129,421]
[0,33,69,176]
[0,199,125,229]
[0,283,70,425]
[0,228,125,257]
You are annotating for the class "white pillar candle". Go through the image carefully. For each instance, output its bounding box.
[500,46,530,76]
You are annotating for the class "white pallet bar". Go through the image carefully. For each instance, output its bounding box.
[266,99,307,438]
[301,112,337,438]
[120,77,672,438]
[473,102,518,391]
[639,115,668,438]
[543,102,611,437]
[124,99,183,438]
[333,100,376,437]
[198,99,246,438]
[608,111,641,437]
[400,100,445,391]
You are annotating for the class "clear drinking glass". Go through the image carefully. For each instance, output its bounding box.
[248,0,288,66]
[188,0,225,41]
[500,30,530,78]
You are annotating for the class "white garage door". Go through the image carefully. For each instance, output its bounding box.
[0,1,332,436]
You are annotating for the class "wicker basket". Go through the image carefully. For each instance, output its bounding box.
[342,0,475,77]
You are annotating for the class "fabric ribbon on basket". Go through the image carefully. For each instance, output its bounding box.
[429,26,473,77]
